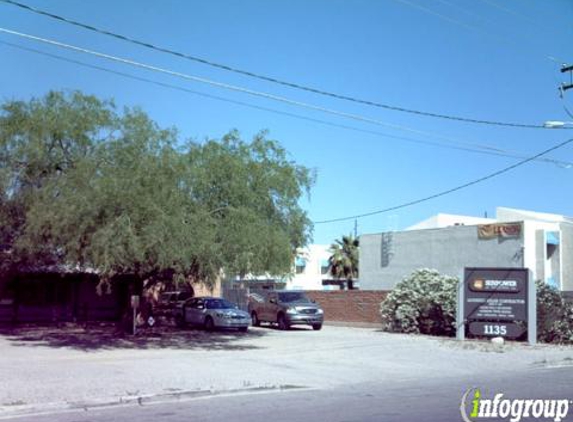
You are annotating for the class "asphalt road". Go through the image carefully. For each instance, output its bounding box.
[3,366,572,422]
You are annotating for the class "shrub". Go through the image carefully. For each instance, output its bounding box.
[379,268,458,336]
[536,280,573,344]
[380,269,573,343]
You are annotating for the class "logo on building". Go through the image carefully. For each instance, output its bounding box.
[460,388,571,422]
[472,279,485,291]
[478,223,522,239]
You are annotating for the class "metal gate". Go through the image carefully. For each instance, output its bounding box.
[221,285,250,311]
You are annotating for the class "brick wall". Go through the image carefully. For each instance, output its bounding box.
[306,290,389,324]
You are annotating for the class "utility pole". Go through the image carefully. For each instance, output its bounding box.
[354,219,358,238]
[561,63,573,94]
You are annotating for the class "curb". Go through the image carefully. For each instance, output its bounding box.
[324,321,382,329]
[0,385,306,419]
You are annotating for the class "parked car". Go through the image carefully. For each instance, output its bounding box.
[248,290,324,330]
[175,297,250,332]
[154,291,194,316]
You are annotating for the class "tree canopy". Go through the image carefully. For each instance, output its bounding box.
[0,91,314,287]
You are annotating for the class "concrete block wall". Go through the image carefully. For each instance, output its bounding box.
[306,290,388,324]
[360,225,524,290]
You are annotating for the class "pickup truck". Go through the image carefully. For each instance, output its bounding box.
[248,290,324,330]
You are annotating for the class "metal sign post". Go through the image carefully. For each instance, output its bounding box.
[527,273,537,345]
[456,276,465,341]
[131,295,140,336]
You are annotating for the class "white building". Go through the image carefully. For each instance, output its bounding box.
[287,244,339,290]
[360,207,571,292]
[231,244,343,291]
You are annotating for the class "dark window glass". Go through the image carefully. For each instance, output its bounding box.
[278,292,310,303]
[205,299,236,310]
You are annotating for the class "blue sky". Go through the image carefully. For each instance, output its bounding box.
[1,0,572,245]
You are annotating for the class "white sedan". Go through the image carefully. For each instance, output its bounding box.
[175,297,250,332]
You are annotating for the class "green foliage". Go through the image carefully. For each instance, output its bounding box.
[380,269,573,344]
[0,91,115,254]
[328,234,359,289]
[0,91,314,287]
[379,269,458,336]
[536,280,573,344]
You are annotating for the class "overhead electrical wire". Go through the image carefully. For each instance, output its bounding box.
[478,0,554,33]
[446,0,567,64]
[0,27,570,167]
[438,0,550,36]
[1,34,571,227]
[5,26,570,164]
[3,39,571,169]
[0,0,564,130]
[314,137,573,224]
[392,0,565,65]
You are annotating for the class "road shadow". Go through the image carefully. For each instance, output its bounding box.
[0,322,267,352]
[256,323,317,332]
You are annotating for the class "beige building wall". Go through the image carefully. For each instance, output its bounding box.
[192,279,222,297]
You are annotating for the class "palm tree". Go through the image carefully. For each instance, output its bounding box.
[328,235,359,290]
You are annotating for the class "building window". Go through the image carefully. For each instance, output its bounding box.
[320,259,329,275]
[295,257,306,274]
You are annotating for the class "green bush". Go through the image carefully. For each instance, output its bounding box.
[379,269,458,336]
[536,280,573,344]
[380,269,573,343]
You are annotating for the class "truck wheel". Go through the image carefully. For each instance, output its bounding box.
[277,314,289,331]
[251,311,260,327]
[312,324,322,331]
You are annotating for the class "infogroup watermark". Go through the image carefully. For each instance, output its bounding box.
[461,388,571,422]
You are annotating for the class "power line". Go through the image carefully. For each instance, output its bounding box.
[476,0,569,63]
[438,0,564,56]
[2,36,571,228]
[564,105,573,120]
[392,0,564,65]
[2,40,481,153]
[0,27,456,139]
[4,26,568,160]
[0,0,562,130]
[314,137,573,224]
[478,0,546,30]
[10,39,573,168]
[2,33,571,169]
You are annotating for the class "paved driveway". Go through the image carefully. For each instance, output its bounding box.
[0,324,572,417]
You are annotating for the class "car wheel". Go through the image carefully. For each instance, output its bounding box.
[277,314,289,331]
[175,313,186,328]
[312,324,322,331]
[251,311,260,327]
[204,316,215,332]
[238,326,248,333]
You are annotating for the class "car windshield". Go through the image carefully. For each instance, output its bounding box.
[278,292,311,303]
[177,292,193,301]
[205,299,237,310]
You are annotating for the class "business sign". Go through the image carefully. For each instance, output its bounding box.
[477,223,522,239]
[463,268,528,338]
